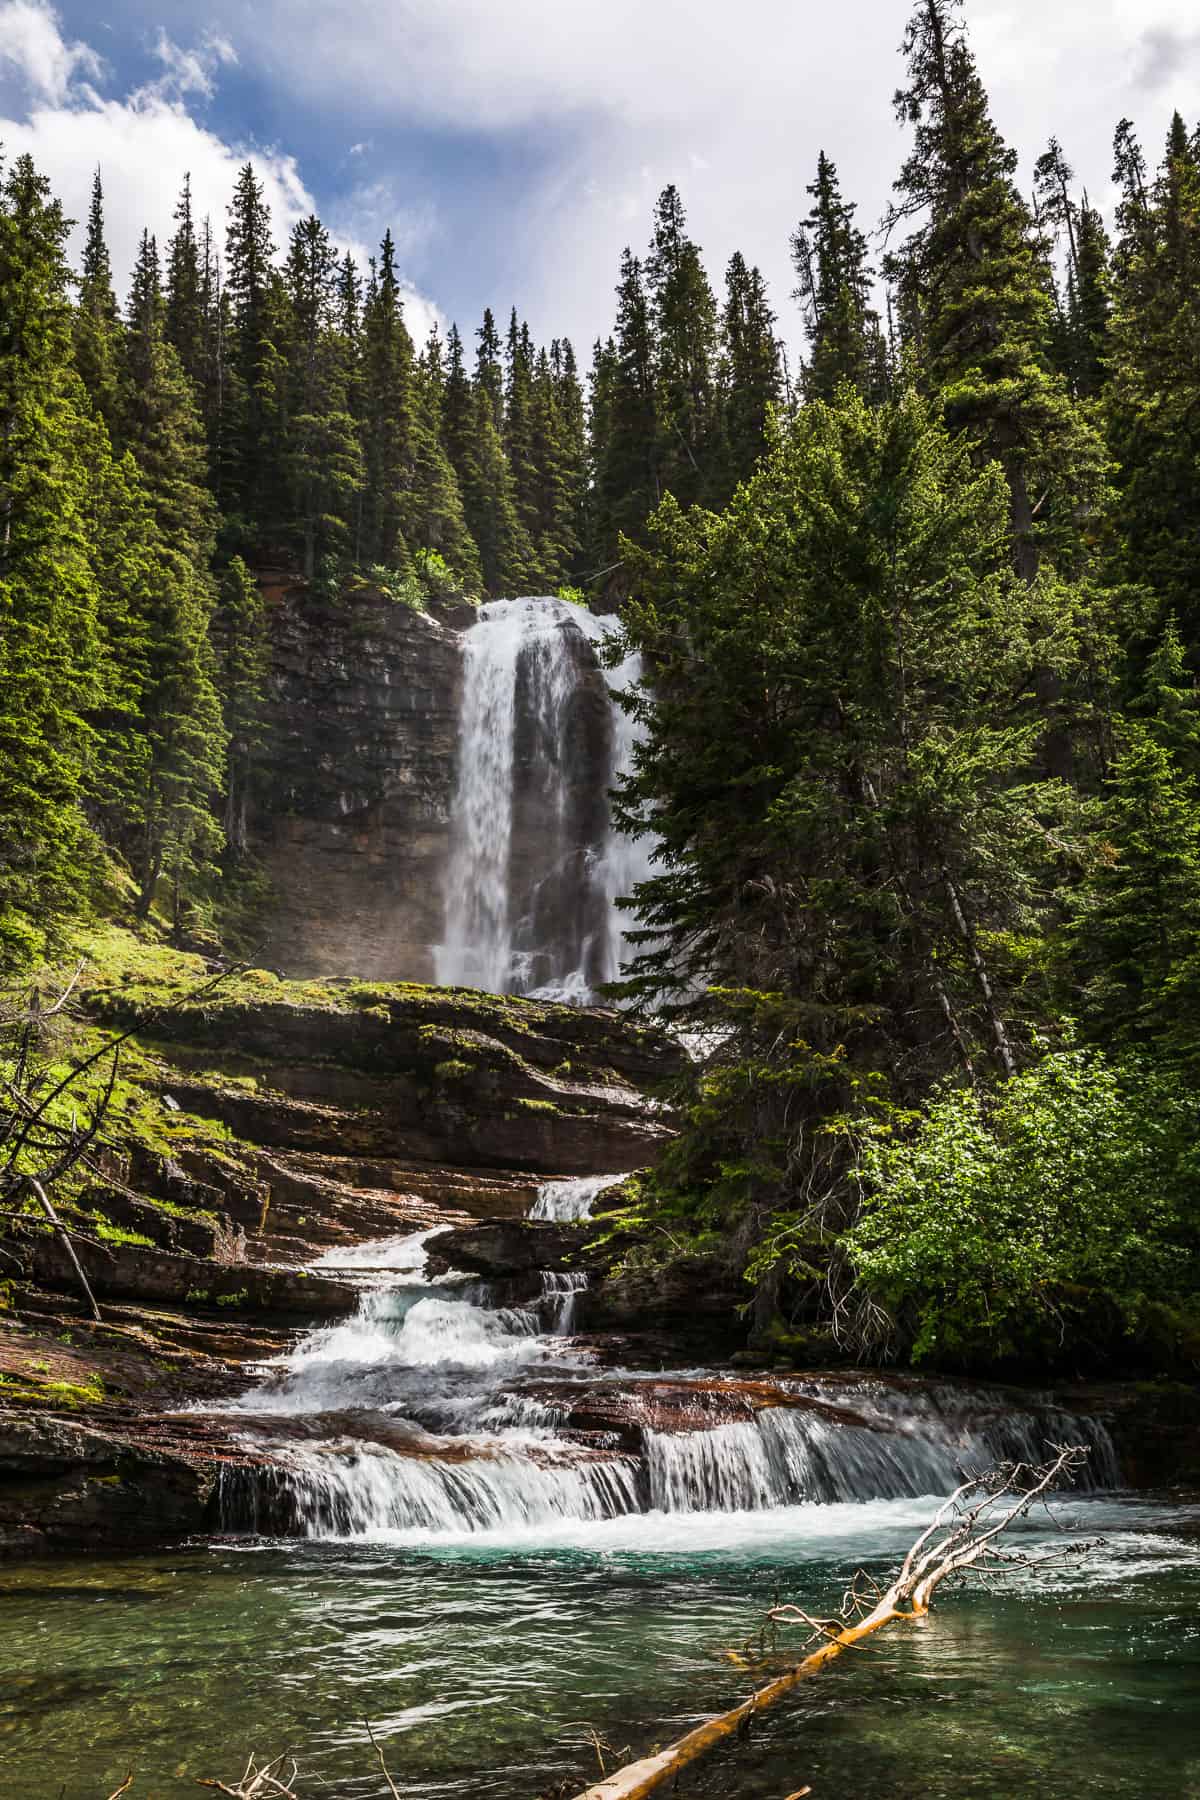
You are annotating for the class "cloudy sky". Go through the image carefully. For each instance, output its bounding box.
[2,0,1199,358]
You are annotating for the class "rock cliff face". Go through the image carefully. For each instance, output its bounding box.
[248,578,464,981]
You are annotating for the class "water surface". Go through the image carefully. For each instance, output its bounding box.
[2,1495,1196,1799]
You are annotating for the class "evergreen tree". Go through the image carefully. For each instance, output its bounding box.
[281,214,362,576]
[791,152,882,401]
[165,173,205,393]
[1070,201,1112,400]
[528,344,579,583]
[223,162,283,535]
[442,321,531,593]
[715,251,782,499]
[117,229,226,918]
[359,232,416,570]
[1106,113,1200,645]
[72,169,122,435]
[550,336,588,565]
[213,556,270,856]
[889,0,1104,576]
[595,251,659,564]
[646,185,719,510]
[404,341,482,589]
[0,154,104,966]
[503,309,542,557]
[474,308,504,434]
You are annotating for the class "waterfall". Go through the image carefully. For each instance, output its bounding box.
[212,1222,1119,1544]
[435,596,650,1001]
[531,1173,623,1221]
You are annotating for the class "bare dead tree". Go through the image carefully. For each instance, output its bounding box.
[0,956,243,1318]
[568,1445,1094,1800]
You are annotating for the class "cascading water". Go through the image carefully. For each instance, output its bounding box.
[435,596,653,1001]
[213,1197,1119,1543]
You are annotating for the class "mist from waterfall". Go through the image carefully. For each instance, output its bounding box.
[435,596,653,1001]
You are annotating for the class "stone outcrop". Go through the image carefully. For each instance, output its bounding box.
[248,580,463,981]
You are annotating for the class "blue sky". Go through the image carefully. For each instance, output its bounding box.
[3,0,1200,359]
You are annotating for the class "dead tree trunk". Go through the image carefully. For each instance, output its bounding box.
[568,1446,1091,1800]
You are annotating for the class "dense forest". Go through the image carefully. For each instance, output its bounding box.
[4,0,1200,1373]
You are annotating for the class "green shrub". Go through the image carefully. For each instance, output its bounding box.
[844,1044,1200,1365]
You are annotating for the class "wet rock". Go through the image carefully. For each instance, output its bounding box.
[29,1238,359,1316]
[425,1219,598,1278]
[0,1409,219,1557]
[248,581,462,983]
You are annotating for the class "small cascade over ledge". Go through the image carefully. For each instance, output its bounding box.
[211,1179,1122,1546]
[435,596,652,1002]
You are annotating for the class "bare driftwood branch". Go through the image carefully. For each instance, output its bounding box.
[363,1719,401,1800]
[567,1446,1092,1800]
[26,1175,100,1321]
[194,1750,299,1798]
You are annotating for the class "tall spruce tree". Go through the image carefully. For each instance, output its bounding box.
[213,556,270,857]
[118,230,226,918]
[223,162,283,536]
[442,321,531,593]
[646,185,719,510]
[359,232,416,571]
[889,0,1104,577]
[715,250,782,499]
[165,173,205,394]
[73,169,122,435]
[595,250,659,564]
[281,214,362,576]
[475,308,504,435]
[1106,113,1200,646]
[791,152,882,401]
[0,154,104,965]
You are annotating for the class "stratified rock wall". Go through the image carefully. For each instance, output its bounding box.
[249,577,463,980]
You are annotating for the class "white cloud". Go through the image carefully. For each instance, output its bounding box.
[0,0,102,103]
[0,0,437,322]
[141,27,237,103]
[216,0,1200,353]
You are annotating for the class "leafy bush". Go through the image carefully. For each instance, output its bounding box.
[844,1044,1200,1366]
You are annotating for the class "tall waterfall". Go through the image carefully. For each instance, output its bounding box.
[435,596,652,1001]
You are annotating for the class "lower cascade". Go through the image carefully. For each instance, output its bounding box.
[434,596,653,1001]
[213,1178,1119,1543]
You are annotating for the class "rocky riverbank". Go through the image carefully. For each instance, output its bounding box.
[2,931,1196,1558]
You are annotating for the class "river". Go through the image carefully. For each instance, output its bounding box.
[1,1200,1196,1798]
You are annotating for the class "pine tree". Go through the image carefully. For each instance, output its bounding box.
[715,251,781,500]
[72,169,122,435]
[0,154,104,966]
[646,185,719,510]
[118,229,226,918]
[213,556,270,856]
[475,308,503,434]
[404,339,482,589]
[281,214,362,576]
[503,309,539,550]
[1106,113,1200,645]
[442,321,531,593]
[359,232,416,571]
[889,0,1104,577]
[551,336,588,566]
[528,345,578,584]
[165,173,205,393]
[791,152,882,401]
[595,250,659,564]
[1073,204,1112,397]
[223,162,283,536]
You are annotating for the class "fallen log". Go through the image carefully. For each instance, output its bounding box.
[568,1444,1092,1800]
